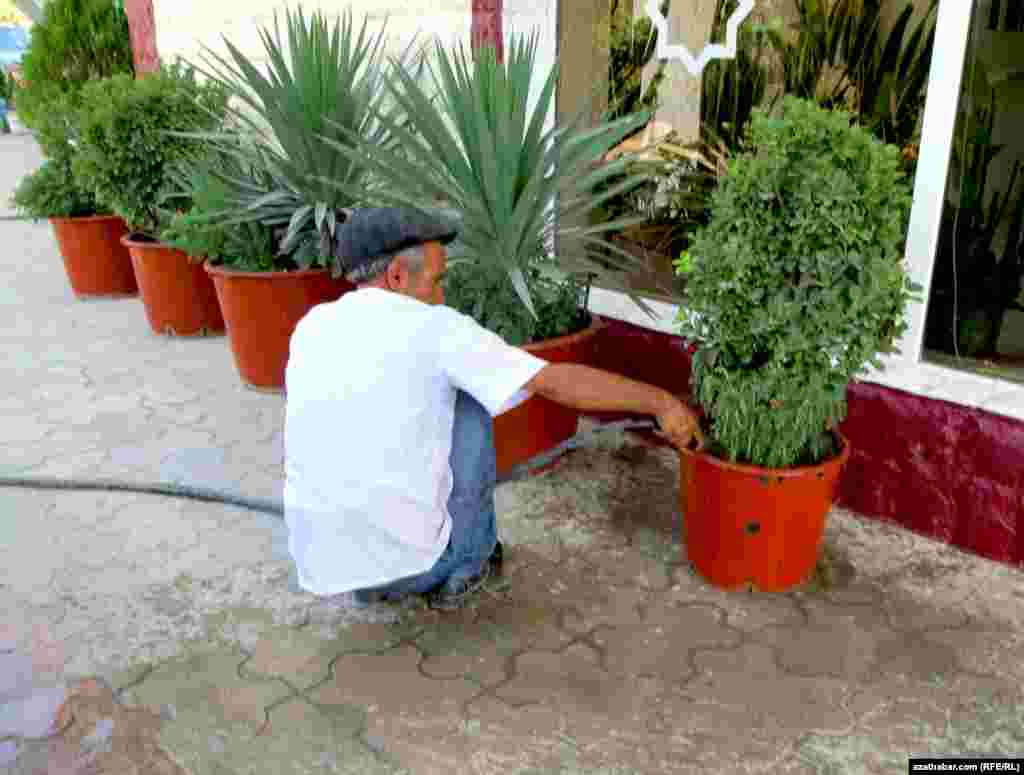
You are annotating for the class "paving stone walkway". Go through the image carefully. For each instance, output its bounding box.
[3,131,1024,774]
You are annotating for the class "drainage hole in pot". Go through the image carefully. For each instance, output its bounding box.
[816,471,825,479]
[746,521,761,535]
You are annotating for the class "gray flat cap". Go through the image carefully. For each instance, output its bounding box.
[333,207,459,274]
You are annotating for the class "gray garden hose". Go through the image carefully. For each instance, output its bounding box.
[0,419,662,517]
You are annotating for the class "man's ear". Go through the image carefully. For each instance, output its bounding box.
[385,257,406,291]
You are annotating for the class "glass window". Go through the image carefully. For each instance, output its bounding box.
[569,0,938,308]
[921,0,1024,385]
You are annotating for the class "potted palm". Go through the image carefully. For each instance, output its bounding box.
[72,63,229,336]
[10,0,137,297]
[160,143,348,390]
[673,97,921,591]
[322,33,655,475]
[166,7,423,389]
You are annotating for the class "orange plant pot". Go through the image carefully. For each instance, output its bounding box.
[679,433,851,591]
[122,236,225,336]
[206,264,354,391]
[49,216,137,297]
[493,317,603,477]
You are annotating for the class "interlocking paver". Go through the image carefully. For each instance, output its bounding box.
[312,644,478,718]
[578,545,673,590]
[749,619,880,681]
[122,648,291,724]
[50,678,187,774]
[592,601,739,680]
[680,642,855,737]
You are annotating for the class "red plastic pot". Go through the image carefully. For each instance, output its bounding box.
[679,433,851,591]
[122,236,224,336]
[493,317,604,477]
[49,215,137,298]
[205,264,354,391]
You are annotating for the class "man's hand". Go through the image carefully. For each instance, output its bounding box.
[655,397,705,452]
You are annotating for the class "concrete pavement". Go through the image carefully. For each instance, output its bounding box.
[2,130,1024,774]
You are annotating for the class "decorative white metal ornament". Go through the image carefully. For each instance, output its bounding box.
[645,0,756,75]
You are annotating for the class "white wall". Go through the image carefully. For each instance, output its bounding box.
[153,0,472,72]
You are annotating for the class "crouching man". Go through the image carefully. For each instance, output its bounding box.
[284,208,703,611]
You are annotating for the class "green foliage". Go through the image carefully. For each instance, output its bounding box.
[838,0,938,149]
[319,31,657,333]
[762,0,937,152]
[72,63,228,236]
[607,135,728,265]
[0,69,14,102]
[180,6,425,269]
[159,145,278,271]
[700,0,772,152]
[14,0,133,132]
[444,255,590,346]
[675,97,920,468]
[607,0,667,125]
[11,158,101,219]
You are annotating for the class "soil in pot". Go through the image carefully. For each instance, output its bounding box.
[205,264,354,391]
[50,216,137,298]
[493,315,603,477]
[679,432,851,592]
[121,235,224,336]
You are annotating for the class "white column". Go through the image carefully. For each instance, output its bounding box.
[11,0,43,23]
[892,0,975,364]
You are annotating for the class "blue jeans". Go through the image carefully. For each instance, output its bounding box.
[353,390,498,602]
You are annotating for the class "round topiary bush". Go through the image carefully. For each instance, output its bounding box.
[675,96,921,469]
[72,64,229,237]
[11,158,101,220]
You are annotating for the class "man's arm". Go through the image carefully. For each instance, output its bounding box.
[524,363,704,450]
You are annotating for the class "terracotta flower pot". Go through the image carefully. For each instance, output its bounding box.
[494,317,604,477]
[49,215,137,298]
[206,264,354,391]
[679,432,851,592]
[121,236,225,336]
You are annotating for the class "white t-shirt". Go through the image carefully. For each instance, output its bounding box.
[282,287,548,596]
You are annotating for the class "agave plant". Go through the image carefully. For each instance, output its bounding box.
[159,144,278,272]
[177,6,427,269]
[319,32,658,319]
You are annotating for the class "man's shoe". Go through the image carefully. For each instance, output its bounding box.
[489,540,503,574]
[428,560,492,611]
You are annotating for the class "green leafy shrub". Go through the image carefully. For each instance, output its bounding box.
[607,0,666,126]
[675,97,920,468]
[72,63,229,237]
[699,0,772,152]
[444,255,590,346]
[14,0,133,133]
[0,70,14,103]
[159,146,278,270]
[11,158,101,219]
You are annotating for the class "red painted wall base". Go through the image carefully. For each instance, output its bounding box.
[585,315,1024,569]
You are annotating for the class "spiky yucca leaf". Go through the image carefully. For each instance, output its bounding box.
[319,32,657,318]
[173,6,427,267]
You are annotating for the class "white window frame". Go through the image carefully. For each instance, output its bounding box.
[586,0,1024,423]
